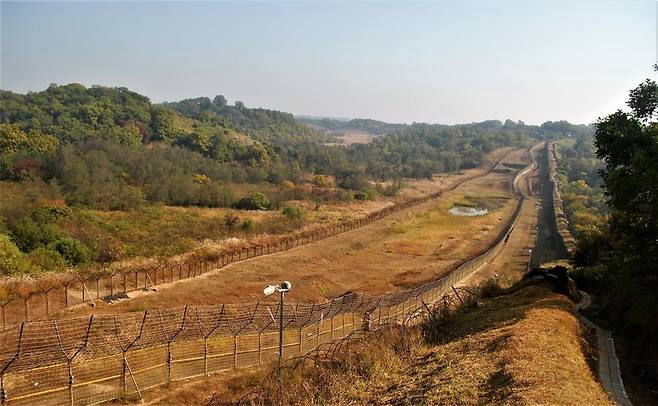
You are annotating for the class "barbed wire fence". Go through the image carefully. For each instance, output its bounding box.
[546,141,575,256]
[217,285,479,406]
[0,150,516,328]
[0,147,536,406]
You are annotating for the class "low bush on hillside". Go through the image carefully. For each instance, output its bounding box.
[235,192,270,210]
[282,204,306,221]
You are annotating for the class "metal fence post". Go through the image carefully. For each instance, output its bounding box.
[1,302,8,329]
[0,375,4,406]
[316,312,322,348]
[299,327,303,355]
[258,331,262,365]
[330,316,334,341]
[0,322,24,406]
[233,334,238,369]
[67,361,74,406]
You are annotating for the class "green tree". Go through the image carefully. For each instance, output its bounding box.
[10,217,63,252]
[28,246,68,273]
[235,192,270,210]
[213,95,227,107]
[580,72,658,397]
[150,107,175,140]
[49,237,91,265]
[594,80,658,277]
[0,234,30,275]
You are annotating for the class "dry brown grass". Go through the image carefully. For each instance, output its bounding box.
[335,130,376,145]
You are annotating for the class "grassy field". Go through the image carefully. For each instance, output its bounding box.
[139,283,613,406]
[337,130,376,145]
[0,163,469,269]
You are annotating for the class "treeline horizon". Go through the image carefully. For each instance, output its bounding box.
[0,82,590,276]
[0,83,593,208]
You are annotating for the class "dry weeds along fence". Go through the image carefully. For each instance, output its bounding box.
[0,151,515,328]
[221,286,479,406]
[0,158,533,406]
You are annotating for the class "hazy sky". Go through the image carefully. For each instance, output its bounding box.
[1,1,655,124]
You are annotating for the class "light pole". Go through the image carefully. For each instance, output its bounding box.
[263,281,291,405]
[527,249,533,273]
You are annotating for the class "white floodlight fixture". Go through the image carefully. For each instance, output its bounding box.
[279,281,292,292]
[263,281,292,297]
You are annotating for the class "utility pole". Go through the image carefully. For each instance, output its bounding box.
[278,289,285,406]
[263,281,292,406]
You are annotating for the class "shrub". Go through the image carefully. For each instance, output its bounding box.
[235,192,270,211]
[282,204,306,221]
[337,169,368,190]
[241,218,255,231]
[480,278,503,298]
[32,206,73,223]
[224,213,240,229]
[336,189,353,202]
[354,191,369,201]
[312,175,333,188]
[28,246,67,273]
[362,186,378,199]
[0,234,30,275]
[49,237,91,265]
[376,181,403,197]
[10,217,63,252]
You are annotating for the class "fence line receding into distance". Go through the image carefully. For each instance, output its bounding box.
[546,141,575,256]
[0,146,537,406]
[0,149,517,327]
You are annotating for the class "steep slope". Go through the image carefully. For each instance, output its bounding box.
[372,285,612,406]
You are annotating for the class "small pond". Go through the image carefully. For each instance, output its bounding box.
[448,206,489,217]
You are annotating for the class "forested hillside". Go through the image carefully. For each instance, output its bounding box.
[160,96,330,144]
[0,83,590,278]
[555,134,606,244]
[0,83,560,202]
